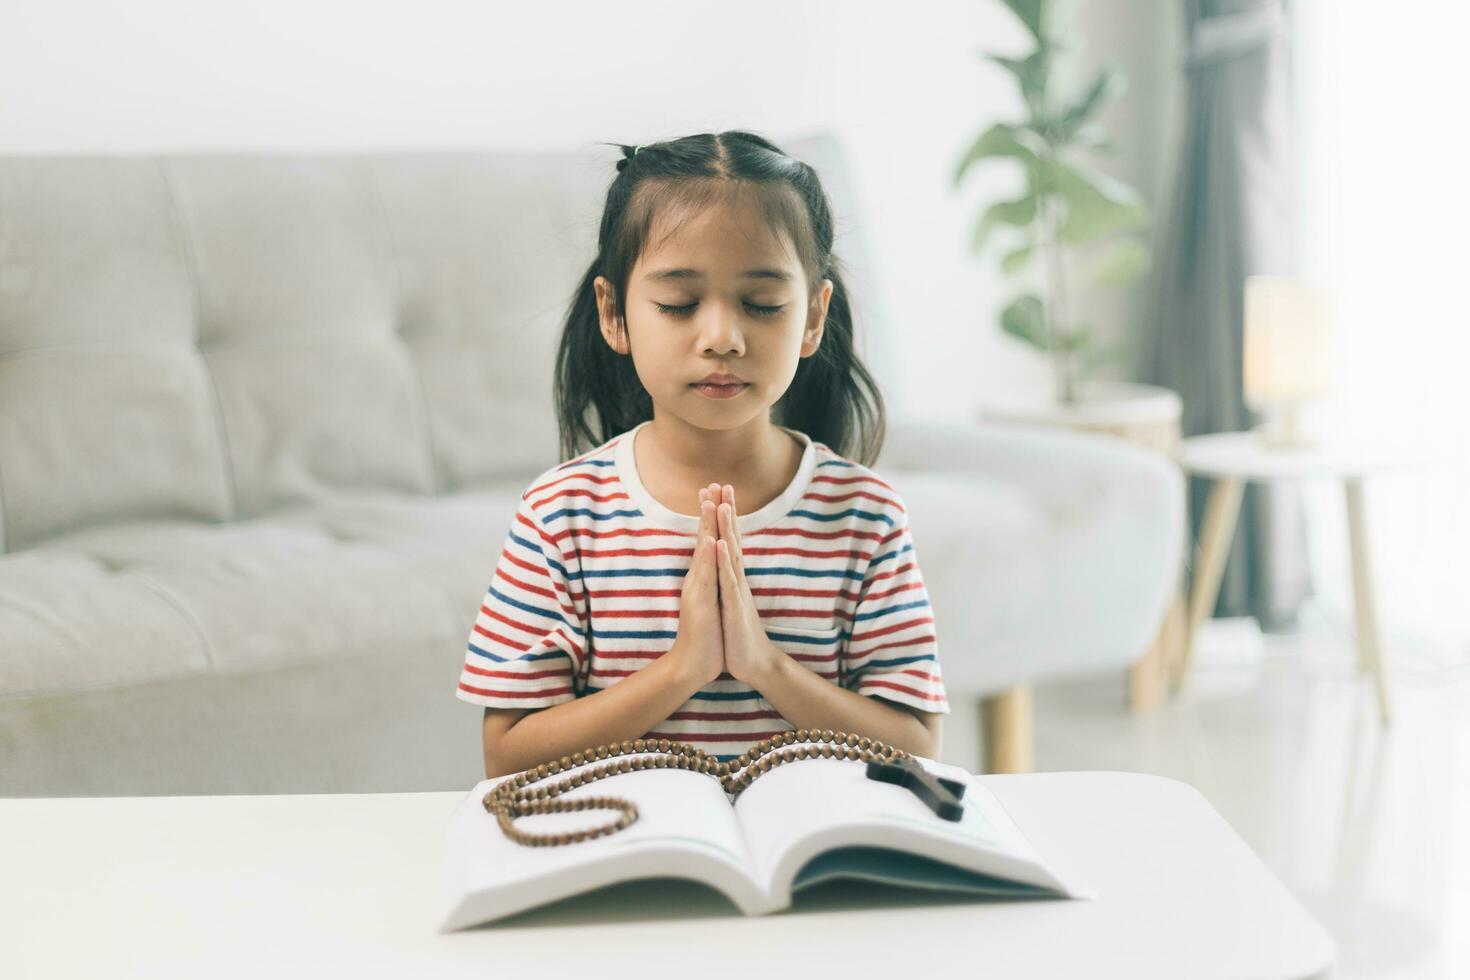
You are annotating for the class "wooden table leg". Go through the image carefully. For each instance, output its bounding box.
[1344,477,1391,726]
[981,685,1033,774]
[1130,593,1185,713]
[1175,476,1246,690]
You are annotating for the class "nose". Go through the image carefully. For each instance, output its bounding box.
[698,302,745,357]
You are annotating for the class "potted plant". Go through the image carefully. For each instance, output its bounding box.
[954,0,1153,407]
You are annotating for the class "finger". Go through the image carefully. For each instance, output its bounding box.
[717,538,731,587]
[719,500,742,569]
[722,484,741,560]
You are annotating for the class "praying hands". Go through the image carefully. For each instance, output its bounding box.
[701,483,788,688]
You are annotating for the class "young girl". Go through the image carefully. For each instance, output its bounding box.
[455,131,949,779]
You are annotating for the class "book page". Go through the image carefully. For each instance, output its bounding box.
[731,755,1052,894]
[443,755,758,924]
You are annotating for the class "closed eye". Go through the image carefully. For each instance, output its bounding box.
[656,302,786,318]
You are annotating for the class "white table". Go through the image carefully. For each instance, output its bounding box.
[0,772,1334,980]
[1175,430,1421,724]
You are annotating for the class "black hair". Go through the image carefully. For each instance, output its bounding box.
[552,130,886,466]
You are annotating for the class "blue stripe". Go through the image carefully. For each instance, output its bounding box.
[553,456,615,472]
[545,506,645,523]
[865,540,912,572]
[466,641,571,664]
[485,582,579,635]
[764,629,842,645]
[591,626,677,641]
[851,652,937,669]
[852,597,930,622]
[788,506,894,526]
[584,683,768,702]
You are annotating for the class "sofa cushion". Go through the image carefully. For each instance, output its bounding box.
[0,158,233,552]
[2,486,526,697]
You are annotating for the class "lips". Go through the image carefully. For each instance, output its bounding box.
[690,380,750,399]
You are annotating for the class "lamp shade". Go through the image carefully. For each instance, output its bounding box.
[1242,275,1334,408]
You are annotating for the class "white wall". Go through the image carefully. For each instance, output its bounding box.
[0,0,1179,424]
[1292,0,1470,656]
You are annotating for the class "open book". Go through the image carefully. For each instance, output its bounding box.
[439,751,1094,931]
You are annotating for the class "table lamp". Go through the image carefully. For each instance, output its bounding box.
[1242,275,1334,449]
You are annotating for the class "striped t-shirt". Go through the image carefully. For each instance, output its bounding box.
[455,418,950,762]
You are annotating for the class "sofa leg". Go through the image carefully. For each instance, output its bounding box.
[1129,592,1186,713]
[981,685,1033,773]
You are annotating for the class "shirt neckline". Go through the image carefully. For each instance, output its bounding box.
[614,419,817,533]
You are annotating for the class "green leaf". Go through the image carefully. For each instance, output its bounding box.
[953,122,1042,187]
[997,0,1045,43]
[1081,237,1151,287]
[1000,293,1049,351]
[1053,162,1148,243]
[985,48,1052,119]
[1055,66,1123,143]
[971,195,1037,254]
[1001,242,1036,275]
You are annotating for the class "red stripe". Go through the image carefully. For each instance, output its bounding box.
[849,615,936,645]
[458,680,575,699]
[846,635,938,660]
[643,729,798,742]
[529,485,632,509]
[811,472,899,499]
[528,468,619,498]
[464,661,571,681]
[805,488,901,509]
[578,542,871,561]
[857,577,924,604]
[856,678,947,702]
[474,628,586,666]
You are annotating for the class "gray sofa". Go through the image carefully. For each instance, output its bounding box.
[0,134,1184,796]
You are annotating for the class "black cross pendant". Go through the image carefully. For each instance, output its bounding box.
[864,756,967,821]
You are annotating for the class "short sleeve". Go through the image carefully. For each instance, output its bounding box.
[455,492,587,709]
[842,499,950,714]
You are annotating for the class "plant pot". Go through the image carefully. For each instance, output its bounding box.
[977,380,1183,455]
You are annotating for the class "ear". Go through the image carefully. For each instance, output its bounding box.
[801,278,833,358]
[593,276,631,355]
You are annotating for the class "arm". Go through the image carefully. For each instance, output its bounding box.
[482,651,706,779]
[753,489,948,761]
[750,651,941,760]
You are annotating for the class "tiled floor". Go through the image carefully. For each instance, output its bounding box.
[944,602,1469,980]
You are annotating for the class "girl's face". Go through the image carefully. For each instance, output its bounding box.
[594,197,833,432]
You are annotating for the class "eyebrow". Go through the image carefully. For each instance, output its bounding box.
[643,268,794,283]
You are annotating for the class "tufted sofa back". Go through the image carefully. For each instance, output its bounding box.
[0,135,878,555]
[0,152,615,553]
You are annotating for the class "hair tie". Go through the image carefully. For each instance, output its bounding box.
[633,144,644,156]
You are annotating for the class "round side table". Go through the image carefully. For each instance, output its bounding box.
[1174,430,1421,726]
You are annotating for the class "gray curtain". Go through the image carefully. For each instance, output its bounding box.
[1138,0,1312,630]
